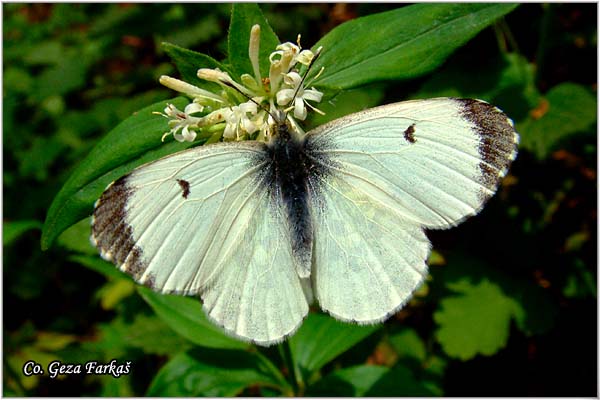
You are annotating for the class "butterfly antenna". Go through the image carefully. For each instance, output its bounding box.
[219,80,277,121]
[289,47,323,106]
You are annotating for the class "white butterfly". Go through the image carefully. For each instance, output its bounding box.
[91,97,518,346]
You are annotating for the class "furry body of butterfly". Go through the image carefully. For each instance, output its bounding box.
[262,122,327,279]
[91,97,519,345]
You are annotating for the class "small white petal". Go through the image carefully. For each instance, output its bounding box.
[239,101,257,114]
[182,126,197,142]
[249,24,262,84]
[164,104,181,118]
[294,97,307,120]
[276,42,300,55]
[223,123,235,139]
[296,49,314,66]
[184,102,204,115]
[160,76,223,102]
[173,130,184,142]
[303,89,323,102]
[241,118,256,134]
[241,74,261,92]
[283,71,302,86]
[203,108,227,125]
[197,68,232,83]
[269,50,283,65]
[276,89,294,105]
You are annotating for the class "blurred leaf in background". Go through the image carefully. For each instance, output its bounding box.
[3,3,597,397]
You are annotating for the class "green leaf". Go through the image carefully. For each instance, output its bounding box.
[388,328,426,363]
[162,42,229,91]
[307,365,389,396]
[35,55,89,98]
[22,40,66,65]
[3,220,42,246]
[434,278,514,360]
[289,313,379,374]
[83,314,192,359]
[510,280,559,336]
[414,52,540,122]
[518,82,597,159]
[563,259,597,299]
[66,240,137,309]
[422,355,448,379]
[98,374,134,397]
[6,347,60,390]
[311,3,519,89]
[56,217,97,255]
[365,364,437,396]
[42,97,194,250]
[69,254,131,281]
[4,67,34,93]
[228,4,279,79]
[113,314,193,356]
[147,348,286,396]
[159,14,221,50]
[96,279,136,310]
[17,136,65,182]
[433,254,557,360]
[307,85,385,129]
[138,286,248,350]
[35,331,78,351]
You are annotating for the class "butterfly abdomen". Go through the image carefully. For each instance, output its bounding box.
[264,123,323,276]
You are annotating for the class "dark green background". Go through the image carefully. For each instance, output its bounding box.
[3,3,597,396]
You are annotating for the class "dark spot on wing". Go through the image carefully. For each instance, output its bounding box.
[456,98,518,201]
[91,175,147,281]
[404,123,416,143]
[177,179,191,199]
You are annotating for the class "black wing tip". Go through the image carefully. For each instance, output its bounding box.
[453,98,519,144]
[453,98,519,199]
[91,174,148,281]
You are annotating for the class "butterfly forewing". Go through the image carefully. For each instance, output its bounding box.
[91,142,309,345]
[306,98,519,229]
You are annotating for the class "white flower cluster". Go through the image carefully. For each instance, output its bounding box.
[156,25,324,143]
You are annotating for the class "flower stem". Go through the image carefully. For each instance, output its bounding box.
[278,341,304,396]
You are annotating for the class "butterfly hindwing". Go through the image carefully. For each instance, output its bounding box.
[310,174,429,323]
[200,178,310,344]
[91,142,308,345]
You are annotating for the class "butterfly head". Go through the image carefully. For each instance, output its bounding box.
[271,108,287,125]
[265,109,296,144]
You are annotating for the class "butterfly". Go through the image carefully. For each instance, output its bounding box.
[91,97,518,345]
